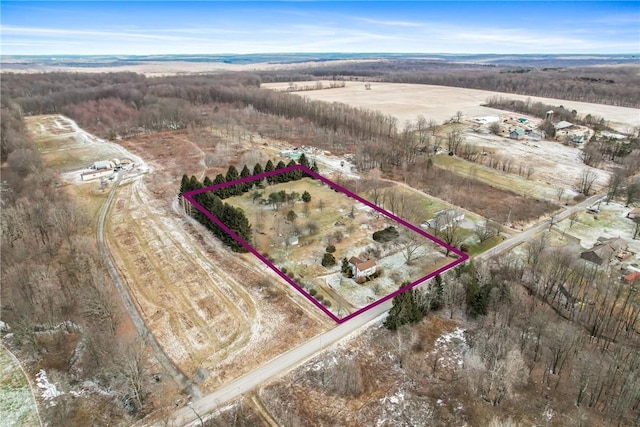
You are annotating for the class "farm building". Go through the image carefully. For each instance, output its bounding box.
[349,256,377,279]
[526,130,545,141]
[91,160,115,170]
[81,168,114,181]
[425,209,465,232]
[510,129,525,140]
[554,121,574,131]
[580,237,628,265]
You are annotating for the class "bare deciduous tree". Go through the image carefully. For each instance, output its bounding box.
[577,168,598,196]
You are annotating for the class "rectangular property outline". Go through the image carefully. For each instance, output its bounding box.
[182,164,469,324]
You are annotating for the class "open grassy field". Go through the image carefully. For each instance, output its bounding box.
[25,115,139,173]
[432,153,559,201]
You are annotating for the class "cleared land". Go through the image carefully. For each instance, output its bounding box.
[223,176,449,318]
[25,115,331,395]
[262,81,640,132]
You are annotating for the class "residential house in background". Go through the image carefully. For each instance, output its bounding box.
[424,209,465,232]
[580,237,628,265]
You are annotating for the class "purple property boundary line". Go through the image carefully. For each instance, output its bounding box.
[183,164,468,324]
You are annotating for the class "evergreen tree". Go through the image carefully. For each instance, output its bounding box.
[226,165,240,196]
[265,159,275,184]
[286,159,299,181]
[226,165,239,182]
[213,174,227,198]
[203,176,213,187]
[310,161,319,174]
[321,253,336,267]
[179,174,190,197]
[240,164,252,192]
[275,160,287,183]
[384,283,425,330]
[302,191,312,203]
[430,274,444,311]
[298,153,311,170]
[189,175,201,191]
[253,162,264,188]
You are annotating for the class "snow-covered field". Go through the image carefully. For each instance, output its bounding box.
[262,81,640,133]
[25,115,150,183]
[556,202,640,265]
[464,132,610,195]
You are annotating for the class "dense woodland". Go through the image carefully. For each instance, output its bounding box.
[2,65,640,425]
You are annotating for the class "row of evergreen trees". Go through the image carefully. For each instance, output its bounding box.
[178,153,318,252]
[189,153,319,200]
[179,175,252,252]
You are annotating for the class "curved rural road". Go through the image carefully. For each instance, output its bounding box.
[160,299,392,427]
[476,192,606,261]
[96,172,201,399]
[154,190,607,426]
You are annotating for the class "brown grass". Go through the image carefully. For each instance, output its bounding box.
[409,164,559,225]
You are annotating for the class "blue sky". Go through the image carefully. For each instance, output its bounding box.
[1,1,639,55]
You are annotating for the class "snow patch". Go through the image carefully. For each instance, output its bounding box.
[36,369,62,406]
[432,328,468,369]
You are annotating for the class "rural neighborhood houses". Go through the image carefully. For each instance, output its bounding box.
[349,256,377,279]
[580,237,629,266]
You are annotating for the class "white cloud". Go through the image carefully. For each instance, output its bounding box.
[357,18,423,28]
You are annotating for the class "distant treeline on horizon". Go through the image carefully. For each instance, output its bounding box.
[1,53,638,68]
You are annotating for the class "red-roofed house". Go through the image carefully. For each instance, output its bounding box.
[624,271,640,285]
[349,256,377,279]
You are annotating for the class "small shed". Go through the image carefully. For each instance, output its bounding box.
[510,129,525,140]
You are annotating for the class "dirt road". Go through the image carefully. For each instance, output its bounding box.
[97,171,201,398]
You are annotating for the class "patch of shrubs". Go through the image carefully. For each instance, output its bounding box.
[309,288,317,296]
[326,245,336,253]
[322,253,336,267]
[372,226,399,243]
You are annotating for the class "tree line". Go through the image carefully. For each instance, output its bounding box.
[179,175,252,252]
[1,98,161,423]
[178,153,319,251]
